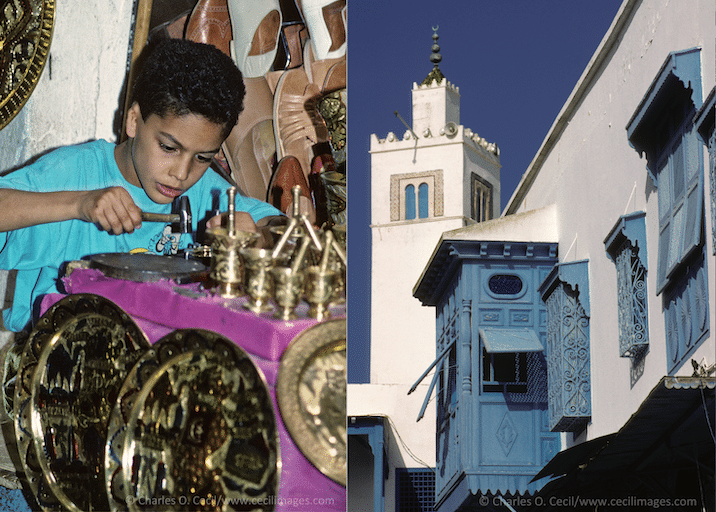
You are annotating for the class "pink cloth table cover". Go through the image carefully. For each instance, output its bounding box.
[40,268,345,511]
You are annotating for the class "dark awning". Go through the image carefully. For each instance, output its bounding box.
[528,376,715,506]
[532,434,616,482]
[480,327,544,353]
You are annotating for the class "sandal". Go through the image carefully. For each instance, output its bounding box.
[272,65,329,183]
[298,0,346,61]
[297,0,346,92]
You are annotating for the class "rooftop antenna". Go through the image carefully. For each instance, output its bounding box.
[394,110,419,139]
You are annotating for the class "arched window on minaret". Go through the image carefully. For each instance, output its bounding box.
[391,170,443,221]
[405,184,416,220]
[418,183,429,218]
[471,174,494,222]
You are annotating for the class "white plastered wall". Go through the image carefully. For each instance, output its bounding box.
[505,0,715,440]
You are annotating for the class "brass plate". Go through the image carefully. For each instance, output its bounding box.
[276,319,346,486]
[0,0,55,130]
[15,294,149,511]
[121,330,279,511]
[105,329,259,511]
[89,253,208,284]
[14,294,98,511]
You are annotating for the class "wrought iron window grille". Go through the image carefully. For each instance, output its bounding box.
[605,211,649,359]
[539,260,592,433]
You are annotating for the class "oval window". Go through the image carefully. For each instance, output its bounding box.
[488,274,523,295]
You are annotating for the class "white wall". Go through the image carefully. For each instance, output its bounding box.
[411,80,460,137]
[0,1,134,171]
[506,0,715,440]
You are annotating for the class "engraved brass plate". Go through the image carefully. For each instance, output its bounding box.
[14,294,149,512]
[121,330,279,511]
[106,329,267,511]
[276,319,346,486]
[0,0,55,130]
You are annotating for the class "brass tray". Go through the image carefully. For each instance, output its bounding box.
[15,294,149,511]
[0,0,55,130]
[276,319,347,486]
[121,330,279,511]
[89,252,208,284]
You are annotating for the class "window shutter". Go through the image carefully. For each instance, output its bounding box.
[667,201,685,273]
[656,222,671,294]
[656,152,672,294]
[679,130,704,262]
[656,127,704,294]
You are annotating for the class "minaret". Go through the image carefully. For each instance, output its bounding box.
[411,29,460,138]
[363,27,503,467]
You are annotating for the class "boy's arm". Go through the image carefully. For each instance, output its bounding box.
[0,187,143,234]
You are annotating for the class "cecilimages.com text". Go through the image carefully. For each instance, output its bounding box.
[486,494,699,509]
[126,495,336,508]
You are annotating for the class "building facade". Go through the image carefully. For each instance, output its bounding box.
[414,0,715,509]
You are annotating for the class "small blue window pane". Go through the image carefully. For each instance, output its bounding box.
[418,183,429,218]
[488,274,523,295]
[405,185,416,220]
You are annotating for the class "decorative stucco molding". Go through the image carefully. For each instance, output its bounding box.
[390,170,444,221]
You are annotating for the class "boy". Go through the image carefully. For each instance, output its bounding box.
[0,39,284,333]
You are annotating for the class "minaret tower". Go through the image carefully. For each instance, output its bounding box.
[363,27,502,468]
[411,30,460,138]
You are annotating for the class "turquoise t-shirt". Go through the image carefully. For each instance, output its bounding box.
[0,139,280,331]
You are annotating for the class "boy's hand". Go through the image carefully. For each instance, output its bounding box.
[79,187,143,235]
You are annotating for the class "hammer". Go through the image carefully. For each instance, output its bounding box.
[141,196,192,233]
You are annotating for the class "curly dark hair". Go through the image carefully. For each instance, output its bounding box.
[130,39,245,139]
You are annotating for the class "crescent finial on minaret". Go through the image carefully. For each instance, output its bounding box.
[430,26,442,65]
[421,26,445,86]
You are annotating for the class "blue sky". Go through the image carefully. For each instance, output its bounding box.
[346,1,624,383]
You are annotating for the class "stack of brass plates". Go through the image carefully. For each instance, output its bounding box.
[14,294,150,511]
[276,319,347,486]
[14,296,279,511]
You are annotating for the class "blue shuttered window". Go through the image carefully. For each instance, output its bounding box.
[663,254,710,374]
[694,86,715,256]
[626,48,705,295]
[655,120,704,294]
[626,48,710,374]
[605,212,649,359]
[539,260,591,433]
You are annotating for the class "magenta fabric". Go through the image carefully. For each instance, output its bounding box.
[40,268,346,511]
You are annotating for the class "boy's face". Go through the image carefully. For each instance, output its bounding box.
[122,103,225,204]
